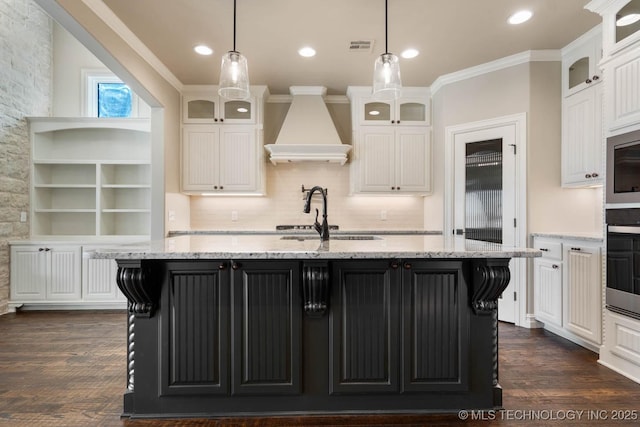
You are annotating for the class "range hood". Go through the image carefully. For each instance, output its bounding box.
[265,86,351,165]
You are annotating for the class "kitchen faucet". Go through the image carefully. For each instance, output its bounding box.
[303,186,329,241]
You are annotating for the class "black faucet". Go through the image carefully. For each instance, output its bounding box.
[303,186,329,241]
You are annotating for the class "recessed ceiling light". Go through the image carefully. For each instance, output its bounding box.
[298,47,316,57]
[401,48,419,59]
[508,10,533,25]
[194,45,213,55]
[617,13,640,26]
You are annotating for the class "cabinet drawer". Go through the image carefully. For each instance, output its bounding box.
[533,238,562,261]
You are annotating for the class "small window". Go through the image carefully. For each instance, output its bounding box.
[83,69,141,118]
[97,82,132,117]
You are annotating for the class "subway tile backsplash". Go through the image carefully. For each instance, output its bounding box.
[190,162,425,230]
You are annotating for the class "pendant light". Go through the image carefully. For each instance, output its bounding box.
[372,0,402,100]
[218,0,250,100]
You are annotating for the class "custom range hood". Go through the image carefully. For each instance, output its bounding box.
[265,86,351,165]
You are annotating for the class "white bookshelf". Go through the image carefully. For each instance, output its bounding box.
[28,117,151,239]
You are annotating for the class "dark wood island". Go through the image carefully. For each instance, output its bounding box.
[92,234,539,419]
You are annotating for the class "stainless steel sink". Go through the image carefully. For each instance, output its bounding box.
[280,235,382,241]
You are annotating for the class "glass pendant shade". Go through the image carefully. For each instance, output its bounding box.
[372,52,402,100]
[218,50,250,100]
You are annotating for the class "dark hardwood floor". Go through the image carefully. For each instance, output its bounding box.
[1,310,639,427]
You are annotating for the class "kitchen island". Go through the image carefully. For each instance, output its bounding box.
[91,234,539,419]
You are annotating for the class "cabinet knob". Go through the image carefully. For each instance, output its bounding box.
[396,120,400,124]
[231,262,241,270]
[403,262,412,269]
[592,75,599,81]
[552,264,559,269]
[391,120,395,124]
[220,118,224,122]
[38,248,44,252]
[220,186,224,190]
[214,118,219,122]
[390,261,399,269]
[539,248,549,252]
[396,187,400,190]
[585,174,592,178]
[585,78,592,84]
[218,263,227,270]
[591,172,599,178]
[213,186,218,189]
[391,186,396,190]
[571,247,581,251]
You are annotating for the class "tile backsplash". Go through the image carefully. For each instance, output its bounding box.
[189,162,426,230]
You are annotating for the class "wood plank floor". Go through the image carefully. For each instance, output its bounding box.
[1,311,639,427]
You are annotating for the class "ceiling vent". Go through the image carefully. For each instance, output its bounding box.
[349,40,373,53]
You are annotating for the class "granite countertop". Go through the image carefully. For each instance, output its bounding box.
[167,229,443,236]
[530,232,604,242]
[89,234,541,260]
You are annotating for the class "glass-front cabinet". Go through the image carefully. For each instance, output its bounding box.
[183,91,256,124]
[348,87,430,126]
[562,27,602,97]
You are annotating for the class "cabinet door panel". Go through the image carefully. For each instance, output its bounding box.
[182,125,219,190]
[562,88,598,186]
[232,261,301,395]
[82,257,119,301]
[402,261,468,392]
[358,128,395,192]
[10,247,47,301]
[564,247,601,344]
[219,127,257,191]
[534,259,563,328]
[330,260,400,394]
[46,247,81,300]
[161,262,230,396]
[396,128,430,192]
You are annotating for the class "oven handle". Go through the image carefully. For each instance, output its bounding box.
[608,225,640,234]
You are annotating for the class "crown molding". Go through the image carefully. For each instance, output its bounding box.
[430,50,561,95]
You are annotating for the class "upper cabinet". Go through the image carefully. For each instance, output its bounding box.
[587,0,640,135]
[347,87,432,195]
[347,87,431,126]
[182,86,268,124]
[588,0,640,59]
[180,86,268,195]
[561,27,604,187]
[562,28,602,97]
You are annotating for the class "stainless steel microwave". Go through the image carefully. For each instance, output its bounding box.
[606,129,640,204]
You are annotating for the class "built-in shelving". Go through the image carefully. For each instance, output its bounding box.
[28,117,151,239]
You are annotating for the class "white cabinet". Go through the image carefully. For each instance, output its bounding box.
[561,83,603,186]
[347,86,432,195]
[181,125,262,194]
[562,28,602,97]
[347,86,430,126]
[533,239,563,328]
[10,245,81,303]
[561,28,604,188]
[28,118,151,238]
[602,47,640,135]
[10,243,126,309]
[532,235,603,352]
[564,243,602,345]
[181,85,267,195]
[182,92,257,124]
[587,0,640,136]
[353,126,431,193]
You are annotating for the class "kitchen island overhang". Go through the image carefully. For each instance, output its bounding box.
[92,235,540,419]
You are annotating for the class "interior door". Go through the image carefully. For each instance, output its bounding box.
[454,125,517,323]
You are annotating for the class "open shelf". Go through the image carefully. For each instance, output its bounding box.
[28,118,152,238]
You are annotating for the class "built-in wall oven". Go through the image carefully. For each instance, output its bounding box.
[606,209,640,318]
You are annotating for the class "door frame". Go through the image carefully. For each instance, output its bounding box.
[444,113,529,327]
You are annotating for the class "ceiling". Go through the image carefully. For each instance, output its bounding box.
[101,0,601,95]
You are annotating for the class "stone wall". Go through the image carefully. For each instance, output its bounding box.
[0,0,52,314]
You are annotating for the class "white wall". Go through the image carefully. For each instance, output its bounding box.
[431,61,603,236]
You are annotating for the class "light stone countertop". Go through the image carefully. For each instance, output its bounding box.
[167,229,443,236]
[89,234,541,260]
[530,232,604,242]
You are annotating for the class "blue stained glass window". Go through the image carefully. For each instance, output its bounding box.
[97,83,132,117]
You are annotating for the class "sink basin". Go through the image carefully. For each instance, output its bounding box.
[280,235,381,241]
